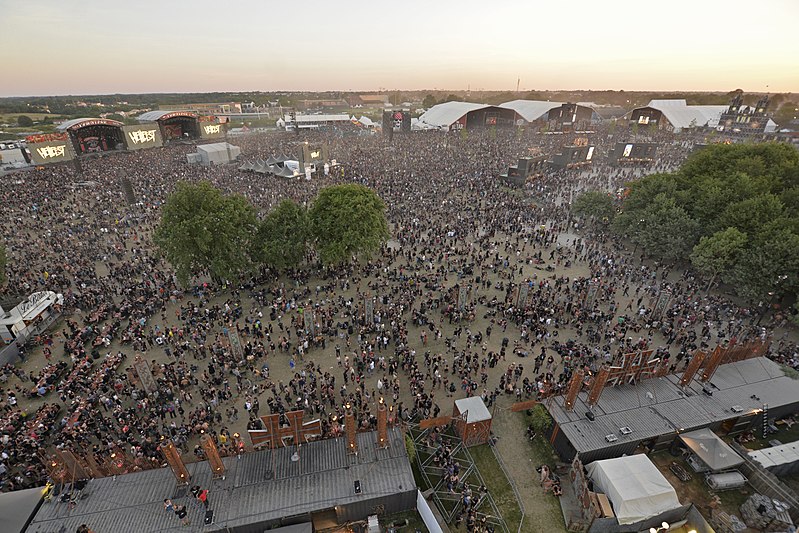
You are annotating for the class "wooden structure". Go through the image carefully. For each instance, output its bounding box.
[453,397,492,447]
[564,368,585,411]
[201,433,226,479]
[679,350,706,387]
[376,398,388,449]
[160,440,190,485]
[248,410,322,449]
[345,405,358,454]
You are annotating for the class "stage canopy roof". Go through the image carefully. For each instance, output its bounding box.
[57,118,124,131]
[500,100,564,122]
[644,99,727,129]
[679,428,743,471]
[417,101,491,128]
[138,110,198,122]
[586,455,680,525]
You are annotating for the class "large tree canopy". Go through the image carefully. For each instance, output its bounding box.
[616,143,799,302]
[254,199,309,271]
[154,181,258,284]
[572,191,615,224]
[309,184,390,265]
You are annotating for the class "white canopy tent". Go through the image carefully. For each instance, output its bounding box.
[586,455,680,525]
[679,428,743,471]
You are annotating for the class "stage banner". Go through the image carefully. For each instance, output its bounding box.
[28,140,74,165]
[133,355,157,395]
[303,309,315,335]
[122,124,163,151]
[365,297,374,325]
[199,116,224,139]
[653,290,672,319]
[518,282,530,308]
[458,285,470,311]
[584,280,599,309]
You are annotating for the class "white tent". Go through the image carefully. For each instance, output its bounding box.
[586,455,680,525]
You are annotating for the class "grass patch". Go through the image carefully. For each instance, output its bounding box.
[469,444,524,532]
[381,510,429,532]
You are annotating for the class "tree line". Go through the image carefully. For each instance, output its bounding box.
[573,143,799,308]
[154,182,390,285]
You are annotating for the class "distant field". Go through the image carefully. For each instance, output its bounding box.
[0,113,62,121]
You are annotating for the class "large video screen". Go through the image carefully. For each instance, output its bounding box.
[638,116,650,125]
[29,140,74,165]
[122,124,163,151]
[622,144,634,158]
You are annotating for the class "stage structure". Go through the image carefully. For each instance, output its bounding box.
[500,155,547,186]
[138,110,200,141]
[548,138,595,169]
[57,118,125,155]
[608,142,658,164]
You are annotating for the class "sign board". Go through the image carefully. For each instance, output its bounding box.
[28,140,74,165]
[122,124,163,150]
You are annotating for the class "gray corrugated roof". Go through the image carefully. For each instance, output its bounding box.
[26,427,414,533]
[549,357,799,454]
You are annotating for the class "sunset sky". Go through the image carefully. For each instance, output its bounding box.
[1,0,797,96]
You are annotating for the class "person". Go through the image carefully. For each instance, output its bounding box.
[197,487,209,509]
[76,525,95,533]
[163,498,174,515]
[175,504,190,526]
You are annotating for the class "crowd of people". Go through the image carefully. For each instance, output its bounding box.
[0,124,796,531]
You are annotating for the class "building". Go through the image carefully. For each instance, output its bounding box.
[347,94,390,107]
[717,93,777,135]
[187,142,241,166]
[547,356,799,463]
[277,114,352,131]
[501,100,600,131]
[453,396,493,447]
[160,102,242,114]
[628,100,727,132]
[25,428,416,533]
[417,102,518,131]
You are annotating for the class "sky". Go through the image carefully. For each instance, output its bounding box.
[1,0,798,97]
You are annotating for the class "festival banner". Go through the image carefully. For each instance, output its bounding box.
[28,140,74,165]
[122,124,163,151]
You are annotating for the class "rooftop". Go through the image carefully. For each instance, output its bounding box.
[26,427,414,533]
[548,357,799,455]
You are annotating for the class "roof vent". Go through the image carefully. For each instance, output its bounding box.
[605,434,618,443]
[619,427,633,435]
[731,405,744,413]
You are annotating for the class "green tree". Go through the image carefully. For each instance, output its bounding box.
[572,191,615,224]
[528,404,552,435]
[255,199,308,271]
[16,115,33,127]
[690,228,747,291]
[729,228,799,303]
[309,184,390,265]
[422,94,437,109]
[630,194,699,263]
[154,181,258,285]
